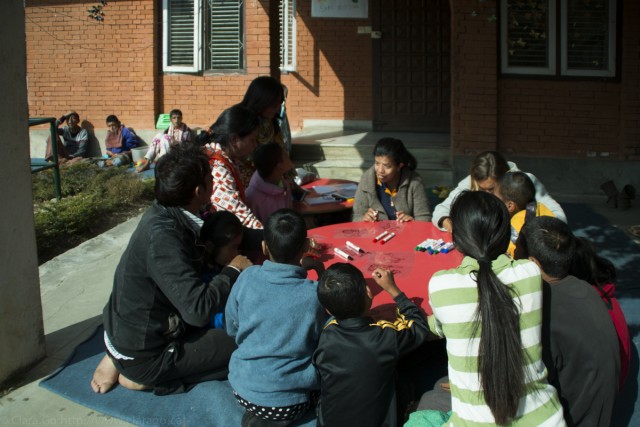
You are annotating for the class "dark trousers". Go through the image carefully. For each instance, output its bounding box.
[111,327,237,395]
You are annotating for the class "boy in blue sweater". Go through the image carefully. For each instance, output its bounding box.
[225,209,327,426]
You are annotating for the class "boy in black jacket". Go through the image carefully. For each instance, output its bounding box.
[313,263,430,427]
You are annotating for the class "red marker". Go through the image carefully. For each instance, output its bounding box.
[373,231,388,243]
[380,232,396,245]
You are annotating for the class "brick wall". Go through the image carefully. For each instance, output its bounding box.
[25,0,156,130]
[23,0,640,161]
[449,0,499,156]
[281,1,373,131]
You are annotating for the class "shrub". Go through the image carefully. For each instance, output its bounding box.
[32,163,155,262]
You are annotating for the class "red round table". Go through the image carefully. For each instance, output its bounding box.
[294,178,356,228]
[307,220,462,319]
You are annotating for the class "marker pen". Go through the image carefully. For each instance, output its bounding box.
[415,239,433,251]
[426,239,444,254]
[431,240,447,254]
[373,231,388,242]
[334,247,354,261]
[346,241,365,253]
[380,232,396,244]
[440,242,455,254]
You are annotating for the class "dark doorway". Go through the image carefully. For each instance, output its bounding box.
[372,0,451,132]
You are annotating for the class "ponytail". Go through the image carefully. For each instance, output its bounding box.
[451,191,525,425]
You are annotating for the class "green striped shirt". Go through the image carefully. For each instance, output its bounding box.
[428,255,565,426]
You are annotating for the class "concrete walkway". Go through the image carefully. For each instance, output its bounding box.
[0,194,638,426]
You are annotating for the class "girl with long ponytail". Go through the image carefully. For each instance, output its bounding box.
[425,191,565,425]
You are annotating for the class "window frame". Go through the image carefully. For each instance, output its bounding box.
[162,0,245,74]
[500,0,617,78]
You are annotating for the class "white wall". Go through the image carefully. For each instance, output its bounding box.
[0,2,46,385]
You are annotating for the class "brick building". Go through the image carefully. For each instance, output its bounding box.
[25,0,639,192]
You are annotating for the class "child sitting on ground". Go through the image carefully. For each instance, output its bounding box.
[246,142,295,223]
[104,115,139,166]
[570,236,631,391]
[312,263,430,427]
[496,171,555,256]
[137,109,192,172]
[199,211,253,329]
[225,208,327,426]
[515,216,620,426]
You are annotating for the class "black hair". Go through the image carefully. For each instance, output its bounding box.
[105,114,120,124]
[570,236,617,304]
[254,142,284,179]
[169,109,183,117]
[264,209,307,264]
[207,104,259,149]
[241,76,285,117]
[515,216,576,279]
[373,138,417,171]
[201,210,243,265]
[470,151,510,190]
[154,142,210,207]
[317,263,368,319]
[498,171,536,211]
[450,190,524,425]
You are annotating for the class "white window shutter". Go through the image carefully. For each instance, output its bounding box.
[279,0,296,72]
[163,0,202,73]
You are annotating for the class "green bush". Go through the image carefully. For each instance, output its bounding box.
[32,163,154,260]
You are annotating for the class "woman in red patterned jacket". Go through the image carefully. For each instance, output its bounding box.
[201,104,263,229]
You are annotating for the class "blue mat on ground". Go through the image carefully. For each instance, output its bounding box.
[39,325,316,427]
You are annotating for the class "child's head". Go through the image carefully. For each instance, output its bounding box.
[469,151,510,194]
[263,208,307,264]
[515,216,576,280]
[496,171,536,216]
[106,115,120,133]
[450,190,510,260]
[253,142,293,181]
[317,263,371,319]
[155,143,211,207]
[241,76,285,120]
[570,236,617,288]
[201,211,244,266]
[169,109,183,127]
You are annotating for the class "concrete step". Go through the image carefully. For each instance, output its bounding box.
[304,159,454,185]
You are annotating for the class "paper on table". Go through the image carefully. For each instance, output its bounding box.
[313,183,358,198]
[304,195,339,205]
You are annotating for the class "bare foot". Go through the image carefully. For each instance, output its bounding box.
[91,354,119,394]
[118,374,151,391]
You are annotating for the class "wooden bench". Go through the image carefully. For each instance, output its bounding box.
[29,117,61,199]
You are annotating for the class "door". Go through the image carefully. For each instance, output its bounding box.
[373,0,451,132]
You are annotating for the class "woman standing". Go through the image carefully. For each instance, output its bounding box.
[352,137,431,222]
